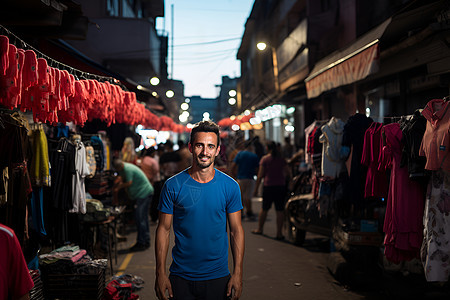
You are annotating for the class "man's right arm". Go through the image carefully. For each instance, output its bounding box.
[154,212,173,300]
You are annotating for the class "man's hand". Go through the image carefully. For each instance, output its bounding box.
[154,274,173,300]
[227,273,242,299]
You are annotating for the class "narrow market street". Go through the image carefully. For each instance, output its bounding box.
[112,197,369,300]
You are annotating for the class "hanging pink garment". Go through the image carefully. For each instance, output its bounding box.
[361,122,388,198]
[380,123,425,263]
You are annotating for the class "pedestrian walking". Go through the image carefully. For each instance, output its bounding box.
[113,159,154,252]
[252,141,291,240]
[155,120,245,300]
[231,139,259,219]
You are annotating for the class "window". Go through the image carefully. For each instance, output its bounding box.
[106,0,119,17]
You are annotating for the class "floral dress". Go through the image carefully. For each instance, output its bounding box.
[419,98,450,282]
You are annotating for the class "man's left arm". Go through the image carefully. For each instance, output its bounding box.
[113,173,132,192]
[227,211,245,299]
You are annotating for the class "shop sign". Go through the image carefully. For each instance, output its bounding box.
[255,104,284,122]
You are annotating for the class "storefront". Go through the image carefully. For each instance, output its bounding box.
[0,29,182,299]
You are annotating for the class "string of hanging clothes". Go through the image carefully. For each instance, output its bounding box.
[0,25,185,133]
[0,24,126,91]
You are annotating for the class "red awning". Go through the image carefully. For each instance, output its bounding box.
[305,18,391,99]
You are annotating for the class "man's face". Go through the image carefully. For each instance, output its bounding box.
[189,132,220,169]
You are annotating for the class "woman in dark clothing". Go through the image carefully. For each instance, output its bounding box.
[252,141,291,240]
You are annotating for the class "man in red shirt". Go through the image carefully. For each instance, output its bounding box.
[0,223,34,300]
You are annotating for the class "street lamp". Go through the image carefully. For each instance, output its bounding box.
[257,42,279,93]
[166,90,174,98]
[150,77,160,86]
[228,98,236,105]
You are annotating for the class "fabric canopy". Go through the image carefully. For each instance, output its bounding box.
[305,18,391,99]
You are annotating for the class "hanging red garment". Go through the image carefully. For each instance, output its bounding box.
[49,67,56,95]
[37,58,49,86]
[380,122,425,264]
[10,49,25,108]
[0,44,18,107]
[361,122,389,198]
[48,68,60,111]
[22,50,38,90]
[36,58,51,112]
[0,35,9,75]
[59,70,68,111]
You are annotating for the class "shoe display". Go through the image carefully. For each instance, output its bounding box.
[128,243,150,252]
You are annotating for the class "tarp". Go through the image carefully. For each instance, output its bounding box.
[305,18,391,98]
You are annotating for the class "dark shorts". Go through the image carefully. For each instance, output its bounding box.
[262,185,287,211]
[169,274,231,300]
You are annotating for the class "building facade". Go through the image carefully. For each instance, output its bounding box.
[237,0,450,147]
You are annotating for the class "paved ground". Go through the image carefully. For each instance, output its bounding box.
[107,198,373,300]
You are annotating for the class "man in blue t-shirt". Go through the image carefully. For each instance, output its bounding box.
[155,121,244,300]
[231,140,260,219]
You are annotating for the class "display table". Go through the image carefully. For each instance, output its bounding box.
[82,215,117,274]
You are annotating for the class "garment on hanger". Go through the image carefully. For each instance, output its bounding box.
[0,113,32,244]
[342,113,373,204]
[30,128,50,186]
[380,122,425,264]
[90,135,105,172]
[31,187,46,236]
[361,122,388,199]
[399,110,427,179]
[69,141,90,214]
[304,122,317,164]
[319,117,346,179]
[48,137,75,211]
[85,144,96,179]
[419,98,450,282]
[421,169,450,282]
[420,98,450,171]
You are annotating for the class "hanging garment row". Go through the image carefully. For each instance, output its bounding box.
[302,97,450,282]
[0,112,97,247]
[0,34,184,133]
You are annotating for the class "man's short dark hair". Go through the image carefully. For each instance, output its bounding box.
[112,158,124,170]
[189,121,220,146]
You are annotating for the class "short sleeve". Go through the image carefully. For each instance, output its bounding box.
[226,179,243,214]
[158,181,174,214]
[9,229,34,298]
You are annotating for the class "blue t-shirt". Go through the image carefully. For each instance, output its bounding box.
[233,150,260,179]
[158,169,242,280]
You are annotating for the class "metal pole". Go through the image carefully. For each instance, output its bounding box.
[171,4,174,80]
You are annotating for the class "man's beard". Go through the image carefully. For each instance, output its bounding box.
[196,155,214,169]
